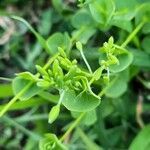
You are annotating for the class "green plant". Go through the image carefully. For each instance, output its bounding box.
[0,0,150,149]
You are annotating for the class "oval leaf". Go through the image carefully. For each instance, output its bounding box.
[62,90,100,112]
[109,51,133,73]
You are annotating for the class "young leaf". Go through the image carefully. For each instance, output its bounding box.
[37,80,51,88]
[48,105,60,124]
[16,72,38,81]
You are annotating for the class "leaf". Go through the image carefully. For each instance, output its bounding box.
[109,51,133,73]
[37,80,51,88]
[142,22,150,34]
[141,36,150,54]
[16,72,38,81]
[129,125,150,150]
[11,16,47,51]
[89,0,115,26]
[111,18,133,32]
[46,32,71,55]
[71,9,94,29]
[12,77,43,101]
[105,75,127,98]
[82,110,97,126]
[48,105,60,124]
[62,90,100,112]
[130,48,150,67]
[39,134,67,150]
[38,9,52,36]
[72,27,96,44]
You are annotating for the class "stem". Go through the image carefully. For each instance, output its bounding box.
[60,112,85,142]
[0,54,58,117]
[0,77,12,82]
[79,49,93,74]
[58,90,65,105]
[121,20,145,48]
[0,82,33,117]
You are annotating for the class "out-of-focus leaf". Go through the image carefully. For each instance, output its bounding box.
[46,32,71,55]
[131,49,150,67]
[141,36,150,54]
[129,125,150,150]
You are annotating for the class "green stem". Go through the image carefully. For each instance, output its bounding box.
[0,82,33,117]
[79,49,93,74]
[0,77,12,82]
[121,20,146,48]
[60,112,85,142]
[0,54,58,117]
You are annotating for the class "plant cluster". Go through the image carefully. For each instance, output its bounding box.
[0,0,150,149]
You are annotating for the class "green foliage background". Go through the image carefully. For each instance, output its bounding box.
[0,0,150,149]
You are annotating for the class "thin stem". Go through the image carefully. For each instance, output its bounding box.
[79,49,93,74]
[60,112,85,142]
[0,77,13,82]
[58,90,65,105]
[0,82,33,117]
[121,20,146,48]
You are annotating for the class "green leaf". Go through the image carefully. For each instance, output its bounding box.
[141,36,150,54]
[130,49,150,67]
[39,134,67,150]
[38,9,52,36]
[46,32,71,55]
[109,51,133,73]
[72,27,96,44]
[142,22,150,34]
[71,9,94,29]
[105,75,127,98]
[12,77,43,101]
[37,80,51,88]
[89,0,115,26]
[16,72,38,81]
[62,90,100,112]
[48,105,60,124]
[91,67,103,82]
[129,125,150,150]
[111,18,133,32]
[82,110,97,126]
